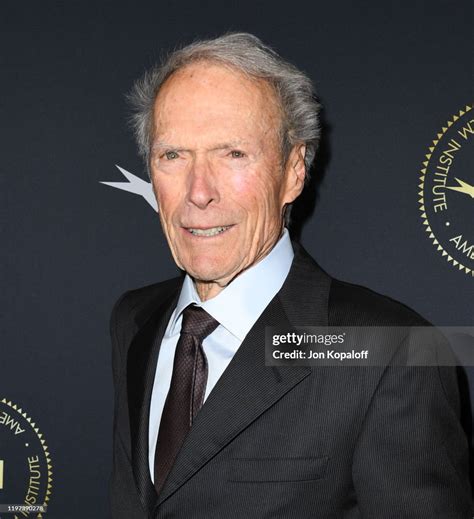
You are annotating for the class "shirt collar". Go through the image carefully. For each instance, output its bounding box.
[168,228,294,341]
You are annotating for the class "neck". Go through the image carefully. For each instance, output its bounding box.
[195,280,223,301]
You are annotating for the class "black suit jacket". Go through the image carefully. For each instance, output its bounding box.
[109,243,472,518]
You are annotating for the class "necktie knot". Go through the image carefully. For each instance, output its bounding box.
[180,305,219,341]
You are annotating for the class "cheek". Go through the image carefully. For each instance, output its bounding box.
[231,180,254,208]
[153,181,178,218]
[229,169,277,209]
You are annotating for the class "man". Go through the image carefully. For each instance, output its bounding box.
[109,33,471,518]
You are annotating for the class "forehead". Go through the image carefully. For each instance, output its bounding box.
[152,62,281,143]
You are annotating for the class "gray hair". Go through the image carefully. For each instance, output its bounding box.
[128,32,321,220]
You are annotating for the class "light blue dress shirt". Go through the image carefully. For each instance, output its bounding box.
[148,228,294,480]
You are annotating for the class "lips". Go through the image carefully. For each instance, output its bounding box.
[185,225,232,237]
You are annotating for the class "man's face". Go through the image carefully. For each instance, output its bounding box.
[150,62,305,298]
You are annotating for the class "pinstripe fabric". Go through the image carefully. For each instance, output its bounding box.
[110,244,472,518]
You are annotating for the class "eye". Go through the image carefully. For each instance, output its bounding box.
[164,151,179,160]
[230,150,245,158]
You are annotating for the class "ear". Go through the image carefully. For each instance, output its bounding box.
[281,143,306,205]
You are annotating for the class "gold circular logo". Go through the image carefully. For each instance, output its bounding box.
[0,398,53,517]
[419,104,473,276]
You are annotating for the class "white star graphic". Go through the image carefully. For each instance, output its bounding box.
[100,165,158,212]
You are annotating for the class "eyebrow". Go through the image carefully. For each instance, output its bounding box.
[151,140,187,152]
[151,139,248,153]
[210,141,247,151]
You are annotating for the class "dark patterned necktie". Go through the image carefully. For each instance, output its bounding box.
[154,304,219,494]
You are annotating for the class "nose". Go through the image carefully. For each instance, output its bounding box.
[186,154,220,209]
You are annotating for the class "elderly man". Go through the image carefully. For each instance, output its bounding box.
[109,33,471,518]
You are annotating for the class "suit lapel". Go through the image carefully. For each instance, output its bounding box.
[278,241,331,328]
[154,243,332,509]
[127,286,181,514]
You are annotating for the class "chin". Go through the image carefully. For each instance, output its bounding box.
[185,257,236,284]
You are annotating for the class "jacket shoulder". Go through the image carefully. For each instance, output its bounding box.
[111,276,183,329]
[328,277,430,327]
[110,276,182,354]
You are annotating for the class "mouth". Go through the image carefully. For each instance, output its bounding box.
[184,225,233,237]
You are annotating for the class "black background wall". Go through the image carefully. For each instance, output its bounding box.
[2,1,472,517]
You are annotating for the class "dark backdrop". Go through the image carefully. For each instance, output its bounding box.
[2,1,472,517]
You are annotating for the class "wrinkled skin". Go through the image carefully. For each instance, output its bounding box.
[150,62,306,300]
